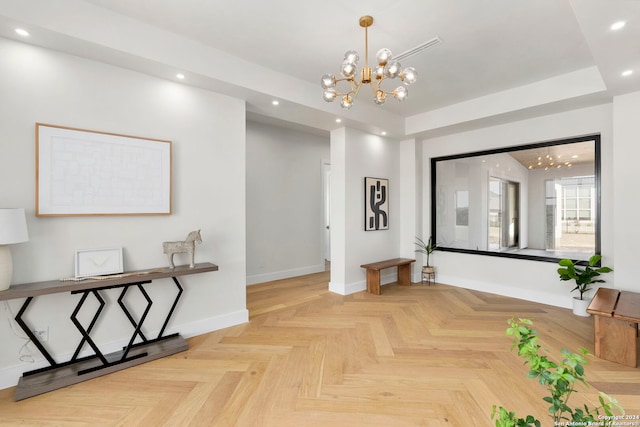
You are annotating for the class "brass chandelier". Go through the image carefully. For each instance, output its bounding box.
[321,15,418,109]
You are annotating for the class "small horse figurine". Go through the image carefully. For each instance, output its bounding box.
[162,229,202,269]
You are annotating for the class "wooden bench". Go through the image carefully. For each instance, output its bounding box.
[360,258,415,295]
[587,287,640,367]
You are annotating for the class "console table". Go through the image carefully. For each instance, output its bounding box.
[0,262,218,400]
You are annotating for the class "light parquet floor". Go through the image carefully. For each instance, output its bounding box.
[1,272,639,426]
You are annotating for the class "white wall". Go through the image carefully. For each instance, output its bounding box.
[0,38,248,388]
[399,138,420,273]
[612,90,640,290]
[245,121,329,284]
[329,127,401,294]
[420,103,614,308]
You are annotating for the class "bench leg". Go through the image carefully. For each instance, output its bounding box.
[397,264,411,286]
[593,316,638,368]
[366,270,381,295]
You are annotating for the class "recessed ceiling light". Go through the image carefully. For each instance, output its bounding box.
[622,70,633,77]
[272,100,279,106]
[335,118,342,123]
[15,28,29,37]
[381,131,387,136]
[611,21,626,31]
[176,73,185,80]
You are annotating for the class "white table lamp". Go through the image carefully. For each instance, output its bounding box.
[0,208,29,291]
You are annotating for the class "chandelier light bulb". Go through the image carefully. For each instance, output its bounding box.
[340,60,357,78]
[385,61,402,78]
[344,50,359,64]
[340,95,354,109]
[320,15,418,109]
[376,48,392,66]
[321,74,337,89]
[323,88,337,102]
[374,66,385,80]
[394,86,408,102]
[401,67,418,85]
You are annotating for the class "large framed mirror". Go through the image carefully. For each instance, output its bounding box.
[431,134,600,263]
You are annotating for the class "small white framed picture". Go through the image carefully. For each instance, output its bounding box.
[75,247,124,278]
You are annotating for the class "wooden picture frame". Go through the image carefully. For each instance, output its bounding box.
[36,123,172,216]
[75,247,124,278]
[364,177,389,231]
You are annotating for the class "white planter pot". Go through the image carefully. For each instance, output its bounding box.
[572,297,591,317]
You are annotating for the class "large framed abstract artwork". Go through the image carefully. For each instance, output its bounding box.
[36,123,172,216]
[364,177,389,231]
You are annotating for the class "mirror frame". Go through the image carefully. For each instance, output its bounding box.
[430,134,601,264]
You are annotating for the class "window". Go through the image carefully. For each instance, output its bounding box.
[546,176,595,254]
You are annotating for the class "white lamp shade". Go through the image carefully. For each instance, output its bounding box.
[0,208,29,244]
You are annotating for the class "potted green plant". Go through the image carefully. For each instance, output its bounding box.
[491,317,623,426]
[414,236,437,275]
[557,254,612,317]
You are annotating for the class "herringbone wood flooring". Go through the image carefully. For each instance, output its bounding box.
[1,271,639,426]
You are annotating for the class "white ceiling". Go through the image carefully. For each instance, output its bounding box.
[509,140,595,170]
[0,0,638,137]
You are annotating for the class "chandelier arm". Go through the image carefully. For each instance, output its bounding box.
[331,79,360,97]
[346,78,360,96]
[375,78,390,95]
[352,81,364,98]
[330,78,355,96]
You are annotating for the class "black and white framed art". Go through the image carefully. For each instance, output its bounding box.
[364,177,389,231]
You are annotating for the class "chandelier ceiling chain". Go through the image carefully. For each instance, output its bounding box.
[321,15,418,110]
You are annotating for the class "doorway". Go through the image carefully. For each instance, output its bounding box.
[323,162,331,269]
[489,178,520,250]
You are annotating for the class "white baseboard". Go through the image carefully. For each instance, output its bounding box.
[329,280,366,295]
[0,309,249,391]
[246,264,325,285]
[435,274,570,308]
[176,309,249,338]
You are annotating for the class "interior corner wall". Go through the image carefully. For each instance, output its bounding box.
[612,90,640,292]
[329,127,401,295]
[0,37,247,389]
[421,103,614,308]
[328,128,347,293]
[245,121,329,284]
[399,138,420,280]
